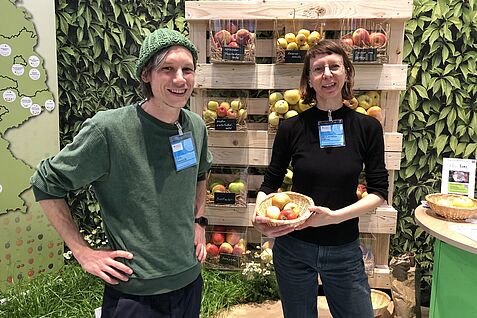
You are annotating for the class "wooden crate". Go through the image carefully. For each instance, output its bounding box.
[188,0,412,288]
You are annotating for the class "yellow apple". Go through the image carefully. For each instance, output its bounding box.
[300,43,310,50]
[355,106,367,115]
[307,31,321,46]
[207,100,219,111]
[284,110,299,119]
[357,94,373,110]
[284,33,296,43]
[271,192,292,210]
[266,205,281,219]
[220,101,231,111]
[298,99,311,112]
[268,111,281,127]
[295,33,307,46]
[230,99,243,111]
[365,90,380,106]
[269,92,284,106]
[283,202,301,216]
[283,89,301,105]
[286,42,298,50]
[277,37,288,49]
[274,100,289,114]
[366,106,382,120]
[298,29,311,38]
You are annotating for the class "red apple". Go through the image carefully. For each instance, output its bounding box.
[214,29,232,46]
[341,38,354,46]
[228,41,240,48]
[236,28,251,46]
[369,32,387,47]
[211,232,225,245]
[352,28,370,47]
[278,209,298,220]
[206,243,219,257]
[211,184,226,193]
[216,106,228,118]
[219,242,234,254]
[226,230,241,245]
[226,109,237,119]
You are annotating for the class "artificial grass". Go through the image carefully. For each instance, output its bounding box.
[0,263,278,318]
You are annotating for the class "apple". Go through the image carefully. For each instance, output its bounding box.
[365,91,380,106]
[232,241,246,256]
[220,101,230,111]
[369,32,387,47]
[226,230,242,245]
[278,209,298,220]
[283,202,301,216]
[214,29,232,46]
[284,110,298,119]
[203,109,218,122]
[216,106,228,118]
[284,33,296,43]
[352,28,370,47]
[361,191,368,198]
[274,100,289,114]
[231,99,243,111]
[226,109,237,119]
[211,184,226,193]
[307,31,321,46]
[300,43,310,50]
[219,242,234,254]
[298,29,311,38]
[349,97,359,109]
[206,243,219,257]
[261,247,273,263]
[286,42,298,50]
[277,37,288,49]
[269,92,284,107]
[341,37,354,46]
[367,106,383,121]
[355,106,367,115]
[262,240,274,250]
[451,196,475,208]
[228,181,245,194]
[284,89,301,105]
[266,205,281,219]
[237,108,247,122]
[356,189,363,200]
[211,232,225,245]
[268,112,281,127]
[357,94,373,110]
[236,28,251,45]
[295,33,307,46]
[207,100,219,111]
[298,99,311,112]
[228,41,240,48]
[271,192,292,210]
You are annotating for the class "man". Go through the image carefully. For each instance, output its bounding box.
[30,28,212,317]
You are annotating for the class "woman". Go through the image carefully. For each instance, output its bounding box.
[253,39,388,317]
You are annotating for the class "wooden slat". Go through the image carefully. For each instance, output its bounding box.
[186,0,412,20]
[195,63,408,90]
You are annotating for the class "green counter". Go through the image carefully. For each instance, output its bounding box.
[415,206,477,318]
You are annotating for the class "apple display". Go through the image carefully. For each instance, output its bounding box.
[206,243,219,257]
[352,28,370,47]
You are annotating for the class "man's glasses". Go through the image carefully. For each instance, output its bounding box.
[311,64,344,76]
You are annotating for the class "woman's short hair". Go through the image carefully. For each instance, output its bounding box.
[300,39,355,104]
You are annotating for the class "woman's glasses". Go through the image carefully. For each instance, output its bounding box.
[311,63,344,76]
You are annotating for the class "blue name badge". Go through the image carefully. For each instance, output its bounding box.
[169,131,198,171]
[318,119,345,148]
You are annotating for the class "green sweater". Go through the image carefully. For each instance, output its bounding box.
[30,103,213,295]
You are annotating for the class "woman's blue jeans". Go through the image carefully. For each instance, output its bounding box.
[273,235,373,318]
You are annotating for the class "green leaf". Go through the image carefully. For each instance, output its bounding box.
[464,143,477,158]
[413,85,429,99]
[434,135,448,155]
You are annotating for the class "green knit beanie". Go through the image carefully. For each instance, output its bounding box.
[135,28,198,79]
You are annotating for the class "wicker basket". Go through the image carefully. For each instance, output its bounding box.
[256,191,314,227]
[371,289,391,317]
[425,193,477,220]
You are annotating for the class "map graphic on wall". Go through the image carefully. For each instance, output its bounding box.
[0,0,62,289]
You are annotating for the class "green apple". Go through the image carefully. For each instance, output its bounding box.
[365,91,380,106]
[231,99,243,111]
[277,37,288,49]
[228,181,245,194]
[203,109,217,122]
[269,92,284,106]
[357,94,373,110]
[268,112,281,127]
[207,100,219,111]
[274,100,289,114]
[284,110,298,119]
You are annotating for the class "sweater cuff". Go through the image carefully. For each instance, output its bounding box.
[32,185,64,201]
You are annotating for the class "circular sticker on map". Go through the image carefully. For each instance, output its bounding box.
[44,99,55,111]
[28,55,40,67]
[29,68,41,80]
[12,64,25,76]
[21,96,33,108]
[3,90,16,102]
[0,44,11,57]
[30,104,42,116]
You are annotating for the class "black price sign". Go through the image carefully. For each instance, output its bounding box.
[352,48,378,62]
[219,253,241,267]
[284,50,306,63]
[214,118,237,131]
[222,46,245,61]
[214,192,236,204]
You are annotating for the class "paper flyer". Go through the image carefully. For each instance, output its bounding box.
[441,158,476,198]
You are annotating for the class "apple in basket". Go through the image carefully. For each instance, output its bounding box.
[278,209,298,220]
[271,192,292,210]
